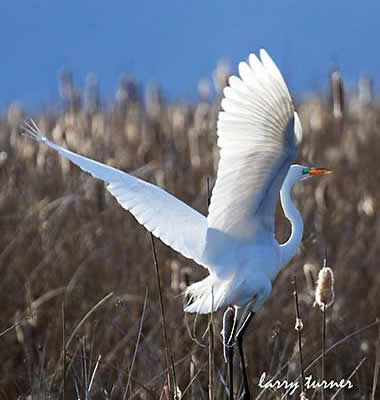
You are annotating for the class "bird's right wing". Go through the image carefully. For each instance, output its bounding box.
[207,50,302,244]
[22,121,207,265]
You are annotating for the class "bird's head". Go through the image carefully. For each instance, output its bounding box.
[288,164,332,184]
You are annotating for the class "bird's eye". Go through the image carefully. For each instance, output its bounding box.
[302,168,309,175]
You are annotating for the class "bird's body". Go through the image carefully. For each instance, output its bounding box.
[23,49,330,319]
[185,162,307,314]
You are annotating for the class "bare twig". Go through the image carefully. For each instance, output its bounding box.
[62,300,66,400]
[88,354,101,393]
[124,288,149,399]
[65,292,113,351]
[371,324,380,400]
[150,233,177,399]
[182,360,207,398]
[208,288,215,400]
[130,354,191,399]
[0,315,32,339]
[82,337,89,400]
[293,277,306,394]
[321,303,326,400]
[330,357,366,400]
[278,319,380,399]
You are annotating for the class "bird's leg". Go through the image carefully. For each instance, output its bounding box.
[235,311,255,400]
[222,306,238,399]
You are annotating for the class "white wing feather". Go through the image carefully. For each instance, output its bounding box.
[207,49,302,241]
[22,121,207,265]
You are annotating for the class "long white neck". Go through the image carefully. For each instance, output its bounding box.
[279,171,304,265]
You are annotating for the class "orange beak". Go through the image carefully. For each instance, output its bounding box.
[309,168,332,176]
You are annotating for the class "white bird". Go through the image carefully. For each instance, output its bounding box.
[23,49,330,398]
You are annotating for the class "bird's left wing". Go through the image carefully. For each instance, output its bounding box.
[207,49,302,242]
[22,121,207,265]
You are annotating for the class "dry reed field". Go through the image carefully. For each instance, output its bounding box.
[1,71,380,399]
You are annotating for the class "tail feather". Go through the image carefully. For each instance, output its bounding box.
[184,274,231,314]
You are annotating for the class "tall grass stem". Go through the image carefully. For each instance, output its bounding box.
[150,233,178,399]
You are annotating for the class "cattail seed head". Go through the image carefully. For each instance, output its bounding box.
[315,266,335,310]
[303,263,317,297]
[330,69,344,120]
[15,311,24,344]
[170,260,180,293]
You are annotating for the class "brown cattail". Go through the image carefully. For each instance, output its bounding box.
[8,102,24,131]
[197,78,211,102]
[358,75,373,107]
[330,70,344,120]
[15,311,24,344]
[84,73,100,114]
[180,266,192,291]
[315,266,335,310]
[170,260,180,293]
[303,263,318,297]
[213,60,231,96]
[59,69,81,113]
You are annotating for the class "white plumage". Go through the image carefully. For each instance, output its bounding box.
[23,50,330,316]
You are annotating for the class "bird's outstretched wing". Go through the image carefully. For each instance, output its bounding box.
[22,121,207,265]
[207,49,303,241]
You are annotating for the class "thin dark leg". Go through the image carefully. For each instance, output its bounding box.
[227,337,234,400]
[236,312,255,400]
[222,306,237,399]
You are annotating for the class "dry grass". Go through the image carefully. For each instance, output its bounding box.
[1,74,380,399]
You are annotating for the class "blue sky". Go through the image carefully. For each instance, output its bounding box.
[1,1,379,109]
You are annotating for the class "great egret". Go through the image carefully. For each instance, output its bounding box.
[23,49,330,399]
